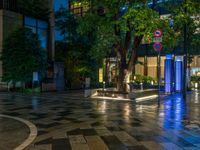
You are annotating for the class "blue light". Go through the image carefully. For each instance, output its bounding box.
[166,54,173,60]
[120,5,128,15]
[176,56,182,62]
[121,7,126,10]
[175,58,183,92]
[162,94,186,130]
[164,55,173,93]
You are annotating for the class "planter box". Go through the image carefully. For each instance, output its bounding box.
[42,83,56,92]
[128,89,158,99]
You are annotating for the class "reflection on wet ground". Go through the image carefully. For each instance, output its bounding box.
[0,91,200,150]
[0,117,30,150]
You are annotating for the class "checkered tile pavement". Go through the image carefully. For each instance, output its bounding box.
[0,91,200,150]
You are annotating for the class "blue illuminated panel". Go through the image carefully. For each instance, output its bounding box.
[175,57,183,92]
[164,55,173,93]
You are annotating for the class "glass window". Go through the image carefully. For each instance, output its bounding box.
[24,16,48,50]
[24,16,37,27]
[25,26,37,33]
[38,20,48,29]
[38,28,47,49]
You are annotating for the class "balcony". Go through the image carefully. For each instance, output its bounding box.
[0,0,18,12]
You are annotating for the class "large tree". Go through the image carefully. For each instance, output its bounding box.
[55,9,98,88]
[1,27,47,85]
[74,0,173,91]
[163,0,200,90]
[164,0,200,53]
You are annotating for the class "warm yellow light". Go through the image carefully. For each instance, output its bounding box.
[99,68,103,83]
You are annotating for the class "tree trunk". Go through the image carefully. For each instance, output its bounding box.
[117,35,143,92]
[117,66,129,92]
[117,49,128,92]
[127,36,143,72]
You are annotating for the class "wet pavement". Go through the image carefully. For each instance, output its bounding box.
[0,91,200,150]
[0,117,30,150]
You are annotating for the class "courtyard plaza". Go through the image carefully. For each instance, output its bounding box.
[0,91,200,150]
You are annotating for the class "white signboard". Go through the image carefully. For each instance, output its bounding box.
[153,37,162,43]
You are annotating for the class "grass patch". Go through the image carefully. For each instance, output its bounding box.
[22,87,41,94]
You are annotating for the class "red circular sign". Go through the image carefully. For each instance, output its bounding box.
[153,43,162,52]
[153,29,163,37]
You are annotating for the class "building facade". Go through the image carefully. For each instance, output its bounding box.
[0,0,54,83]
[0,1,23,81]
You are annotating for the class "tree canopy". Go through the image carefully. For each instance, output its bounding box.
[57,0,200,91]
[55,10,98,87]
[18,0,50,19]
[72,0,175,90]
[1,27,47,83]
[168,0,200,54]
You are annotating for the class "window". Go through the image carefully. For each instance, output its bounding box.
[24,16,48,49]
[70,2,89,16]
[0,0,17,11]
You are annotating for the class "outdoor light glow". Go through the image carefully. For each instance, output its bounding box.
[92,96,130,101]
[164,55,173,93]
[195,83,198,89]
[135,95,158,102]
[175,57,183,92]
[176,56,182,62]
[92,95,158,102]
[166,54,173,60]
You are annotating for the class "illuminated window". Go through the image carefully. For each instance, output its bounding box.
[70,2,89,16]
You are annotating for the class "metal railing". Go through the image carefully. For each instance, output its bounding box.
[0,0,18,11]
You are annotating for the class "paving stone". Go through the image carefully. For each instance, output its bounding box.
[70,143,90,150]
[69,135,89,150]
[33,144,52,150]
[141,141,165,150]
[85,136,109,150]
[101,135,128,150]
[94,127,112,136]
[113,131,139,146]
[183,147,200,150]
[160,142,183,150]
[69,135,87,144]
[0,92,200,150]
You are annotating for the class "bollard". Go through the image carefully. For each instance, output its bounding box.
[140,82,143,91]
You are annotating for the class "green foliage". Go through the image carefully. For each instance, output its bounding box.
[55,9,79,42]
[133,74,155,84]
[22,87,41,94]
[163,0,200,53]
[18,0,50,19]
[55,41,98,84]
[55,9,100,86]
[75,0,174,64]
[191,76,200,83]
[1,27,47,83]
[58,0,199,90]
